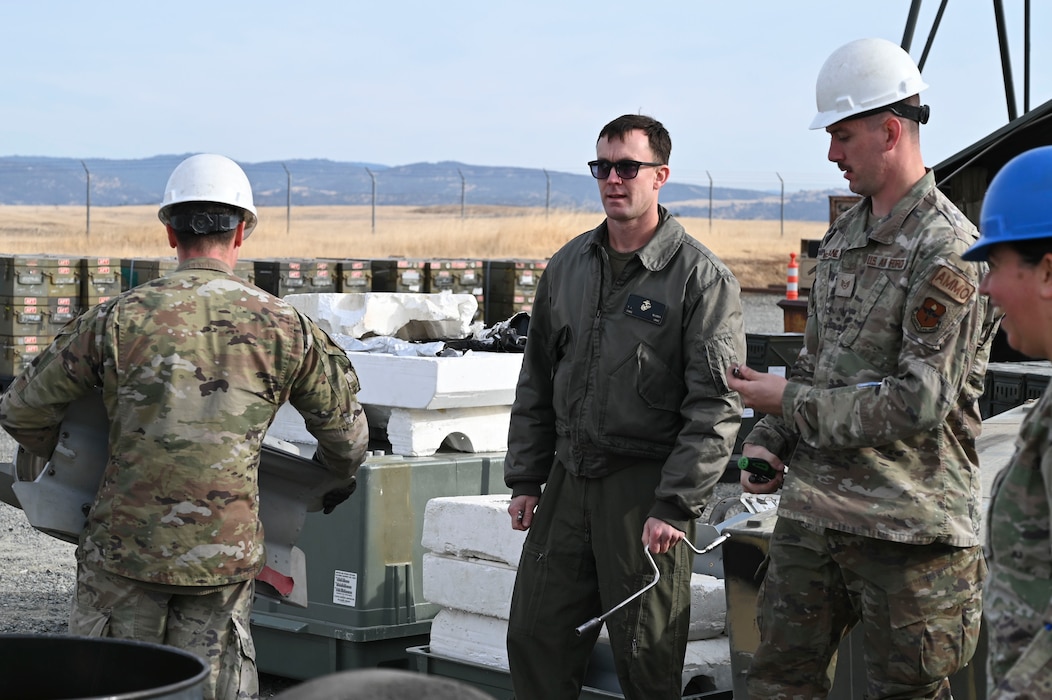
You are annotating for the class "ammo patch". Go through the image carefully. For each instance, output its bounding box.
[913,297,946,332]
[930,265,975,304]
[623,294,665,325]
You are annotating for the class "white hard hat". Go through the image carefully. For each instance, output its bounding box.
[810,37,929,130]
[159,153,258,238]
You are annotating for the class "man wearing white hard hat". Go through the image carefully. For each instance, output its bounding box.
[0,154,370,700]
[729,38,998,698]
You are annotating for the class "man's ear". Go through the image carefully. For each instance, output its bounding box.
[166,224,178,249]
[1039,253,1052,300]
[654,164,670,191]
[882,115,902,151]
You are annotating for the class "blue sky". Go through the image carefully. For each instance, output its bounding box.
[5,1,1048,192]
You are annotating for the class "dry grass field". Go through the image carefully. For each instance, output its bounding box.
[0,205,828,289]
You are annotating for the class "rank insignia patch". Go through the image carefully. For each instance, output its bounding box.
[913,297,946,332]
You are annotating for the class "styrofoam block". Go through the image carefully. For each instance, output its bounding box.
[422,495,526,567]
[422,552,723,640]
[423,553,516,619]
[689,573,726,640]
[286,292,476,341]
[378,405,510,457]
[683,636,734,692]
[429,609,510,670]
[348,351,523,410]
[430,608,732,690]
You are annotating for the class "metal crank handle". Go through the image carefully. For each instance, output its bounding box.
[574,545,660,637]
[685,532,730,556]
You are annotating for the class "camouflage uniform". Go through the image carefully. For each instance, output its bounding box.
[0,258,369,700]
[745,171,997,698]
[984,388,1052,698]
[505,208,745,699]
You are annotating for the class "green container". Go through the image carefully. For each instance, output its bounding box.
[251,450,510,680]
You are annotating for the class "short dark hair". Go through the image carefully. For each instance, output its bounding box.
[165,202,242,249]
[165,202,244,236]
[598,114,671,164]
[1009,238,1052,266]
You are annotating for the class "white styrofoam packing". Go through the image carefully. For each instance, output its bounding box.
[421,495,525,567]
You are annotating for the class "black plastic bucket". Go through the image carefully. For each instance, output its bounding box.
[0,634,209,699]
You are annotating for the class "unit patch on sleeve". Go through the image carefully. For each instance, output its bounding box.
[929,265,975,304]
[913,297,947,332]
[624,294,666,325]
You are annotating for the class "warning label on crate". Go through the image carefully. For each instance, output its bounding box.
[333,570,358,607]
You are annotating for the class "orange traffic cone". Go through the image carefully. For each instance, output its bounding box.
[786,252,799,300]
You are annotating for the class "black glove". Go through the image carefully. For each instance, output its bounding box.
[322,479,357,514]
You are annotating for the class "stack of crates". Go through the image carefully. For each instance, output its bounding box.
[0,255,81,382]
[483,259,546,326]
[735,333,805,454]
[427,260,484,322]
[371,258,428,294]
[334,259,373,293]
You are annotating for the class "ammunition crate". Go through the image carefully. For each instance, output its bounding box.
[304,260,336,293]
[0,334,51,380]
[46,296,79,331]
[121,258,178,290]
[334,259,373,293]
[81,257,121,307]
[428,260,484,322]
[484,259,546,326]
[1,297,48,335]
[371,259,428,294]
[0,255,79,298]
[253,260,307,297]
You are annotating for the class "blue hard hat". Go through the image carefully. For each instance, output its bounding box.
[963,145,1052,261]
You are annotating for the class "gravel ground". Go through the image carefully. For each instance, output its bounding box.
[0,291,787,697]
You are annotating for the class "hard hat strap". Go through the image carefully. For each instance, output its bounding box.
[168,213,242,234]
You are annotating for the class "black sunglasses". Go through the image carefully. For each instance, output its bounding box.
[587,159,664,180]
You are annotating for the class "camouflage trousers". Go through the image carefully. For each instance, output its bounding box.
[69,558,258,700]
[747,517,985,700]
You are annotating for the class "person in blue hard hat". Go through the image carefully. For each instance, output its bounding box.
[962,145,1052,699]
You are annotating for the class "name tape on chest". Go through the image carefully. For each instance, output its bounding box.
[623,294,666,325]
